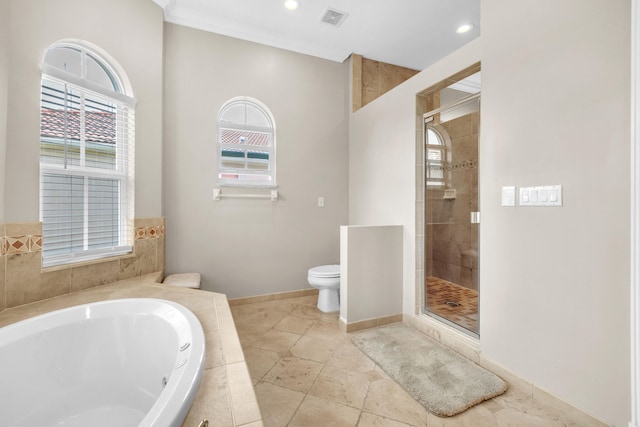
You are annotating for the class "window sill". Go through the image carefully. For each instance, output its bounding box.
[41,250,134,273]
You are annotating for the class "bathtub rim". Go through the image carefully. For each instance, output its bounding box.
[0,297,206,427]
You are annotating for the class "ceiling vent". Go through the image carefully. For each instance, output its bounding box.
[320,7,348,27]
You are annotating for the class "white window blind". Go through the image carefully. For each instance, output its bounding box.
[40,44,135,267]
[217,98,276,187]
[426,127,445,186]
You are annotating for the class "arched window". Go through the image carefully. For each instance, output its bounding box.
[40,42,136,267]
[426,126,446,186]
[217,97,276,187]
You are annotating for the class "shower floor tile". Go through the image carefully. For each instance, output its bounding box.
[425,276,478,333]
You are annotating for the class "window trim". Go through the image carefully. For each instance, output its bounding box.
[42,64,136,108]
[216,97,277,188]
[39,42,135,268]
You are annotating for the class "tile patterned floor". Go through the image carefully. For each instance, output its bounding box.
[426,276,478,333]
[230,295,593,427]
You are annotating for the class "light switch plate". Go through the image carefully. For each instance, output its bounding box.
[519,185,562,207]
[501,186,516,206]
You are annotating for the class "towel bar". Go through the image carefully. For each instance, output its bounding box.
[213,188,278,202]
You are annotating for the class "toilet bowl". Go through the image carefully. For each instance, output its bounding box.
[308,264,340,313]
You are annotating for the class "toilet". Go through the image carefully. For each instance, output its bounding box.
[307,264,341,313]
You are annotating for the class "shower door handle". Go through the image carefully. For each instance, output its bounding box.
[470,212,480,224]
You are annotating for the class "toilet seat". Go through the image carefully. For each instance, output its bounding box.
[308,265,340,278]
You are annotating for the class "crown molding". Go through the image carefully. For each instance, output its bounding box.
[158,3,350,63]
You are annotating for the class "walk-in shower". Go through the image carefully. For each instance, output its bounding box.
[419,69,480,336]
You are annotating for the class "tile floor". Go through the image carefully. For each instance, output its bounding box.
[425,276,478,334]
[230,294,592,427]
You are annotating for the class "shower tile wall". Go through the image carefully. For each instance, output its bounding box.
[0,217,166,310]
[426,111,479,290]
[352,54,419,112]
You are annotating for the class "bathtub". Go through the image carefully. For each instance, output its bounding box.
[0,298,206,427]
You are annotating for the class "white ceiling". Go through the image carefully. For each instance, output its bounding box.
[152,0,480,71]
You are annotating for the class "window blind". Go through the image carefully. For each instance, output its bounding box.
[40,75,135,267]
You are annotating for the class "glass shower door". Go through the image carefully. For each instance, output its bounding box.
[424,95,480,335]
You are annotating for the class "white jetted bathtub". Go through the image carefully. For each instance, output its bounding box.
[0,298,206,427]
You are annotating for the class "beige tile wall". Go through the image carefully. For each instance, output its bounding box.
[352,54,419,112]
[0,218,166,310]
[427,112,479,290]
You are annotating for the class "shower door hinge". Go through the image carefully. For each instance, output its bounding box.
[470,211,480,224]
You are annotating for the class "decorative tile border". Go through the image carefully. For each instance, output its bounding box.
[29,235,42,252]
[4,235,42,254]
[6,236,29,254]
[135,227,147,240]
[428,158,478,173]
[1,225,162,248]
[135,225,166,240]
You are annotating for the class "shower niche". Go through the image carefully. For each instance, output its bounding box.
[417,64,480,336]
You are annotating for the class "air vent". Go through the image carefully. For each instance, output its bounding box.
[320,7,348,27]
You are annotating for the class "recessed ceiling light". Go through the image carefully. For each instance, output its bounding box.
[284,0,300,11]
[456,23,474,34]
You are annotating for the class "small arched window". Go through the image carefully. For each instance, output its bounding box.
[426,126,446,186]
[217,97,276,187]
[40,42,136,267]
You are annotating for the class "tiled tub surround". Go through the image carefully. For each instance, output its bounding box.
[0,273,263,427]
[0,218,166,310]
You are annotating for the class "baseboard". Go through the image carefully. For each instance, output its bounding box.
[531,384,612,427]
[339,313,403,333]
[227,288,318,306]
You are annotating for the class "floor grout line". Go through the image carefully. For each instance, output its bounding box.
[232,295,593,427]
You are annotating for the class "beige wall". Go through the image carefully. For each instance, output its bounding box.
[0,0,8,223]
[3,0,164,222]
[340,225,403,325]
[349,39,481,317]
[163,24,349,298]
[480,1,630,424]
[349,0,630,425]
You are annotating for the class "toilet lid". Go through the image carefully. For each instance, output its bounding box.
[308,264,340,278]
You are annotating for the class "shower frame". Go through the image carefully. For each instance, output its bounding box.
[415,63,481,339]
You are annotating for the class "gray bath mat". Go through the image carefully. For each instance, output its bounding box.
[351,323,507,417]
